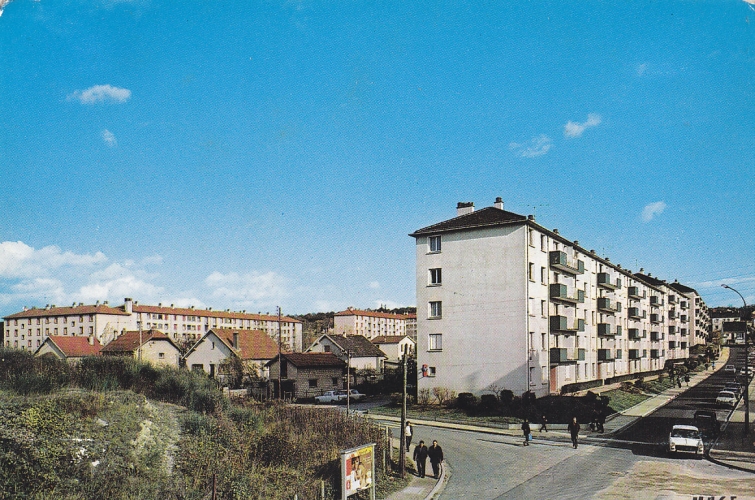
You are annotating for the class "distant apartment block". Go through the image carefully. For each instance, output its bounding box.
[3,298,303,352]
[411,198,711,398]
[333,307,409,339]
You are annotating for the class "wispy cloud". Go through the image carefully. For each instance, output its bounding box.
[68,84,131,104]
[205,270,289,309]
[509,135,552,158]
[641,201,667,222]
[102,129,117,147]
[564,113,602,138]
[0,241,107,279]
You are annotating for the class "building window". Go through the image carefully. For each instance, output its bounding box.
[424,366,436,377]
[332,377,339,386]
[308,379,318,388]
[540,267,546,285]
[429,268,442,285]
[429,301,442,319]
[541,300,546,317]
[428,334,442,351]
[158,353,165,359]
[429,235,441,253]
[541,332,547,350]
[540,234,547,251]
[528,263,534,281]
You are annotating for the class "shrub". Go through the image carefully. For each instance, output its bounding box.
[417,388,432,406]
[499,389,514,406]
[479,394,499,410]
[456,392,477,410]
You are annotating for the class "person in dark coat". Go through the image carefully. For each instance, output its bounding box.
[412,440,428,477]
[568,417,581,449]
[539,415,548,432]
[521,419,531,446]
[428,440,444,479]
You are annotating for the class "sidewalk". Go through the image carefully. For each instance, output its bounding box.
[383,438,449,500]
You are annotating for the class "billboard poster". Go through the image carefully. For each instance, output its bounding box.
[341,443,375,499]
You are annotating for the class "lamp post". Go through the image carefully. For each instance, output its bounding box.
[721,284,749,435]
[137,320,142,362]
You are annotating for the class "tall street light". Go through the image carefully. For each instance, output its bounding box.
[722,284,749,435]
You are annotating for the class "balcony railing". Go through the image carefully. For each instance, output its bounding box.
[597,273,621,290]
[550,284,584,304]
[550,347,586,364]
[650,313,662,324]
[628,287,645,300]
[628,349,641,360]
[549,251,585,275]
[668,341,677,349]
[628,328,641,340]
[597,297,619,313]
[597,323,614,337]
[650,296,663,306]
[668,310,678,320]
[650,349,661,359]
[680,301,688,310]
[651,331,663,341]
[597,349,615,362]
[550,315,581,334]
[668,326,676,335]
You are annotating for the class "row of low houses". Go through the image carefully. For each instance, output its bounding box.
[411,198,714,398]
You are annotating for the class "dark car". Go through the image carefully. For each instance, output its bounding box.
[693,410,719,438]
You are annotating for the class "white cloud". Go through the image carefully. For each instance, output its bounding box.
[102,129,117,147]
[0,241,107,279]
[509,135,552,158]
[641,201,667,222]
[68,84,131,104]
[564,113,602,138]
[369,281,380,289]
[205,270,289,307]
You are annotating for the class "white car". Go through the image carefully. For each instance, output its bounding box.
[314,390,346,404]
[716,390,737,408]
[343,389,367,402]
[724,365,736,374]
[668,425,704,458]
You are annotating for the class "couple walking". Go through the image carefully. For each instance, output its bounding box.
[407,421,444,479]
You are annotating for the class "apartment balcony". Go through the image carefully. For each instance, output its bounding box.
[650,313,662,324]
[549,251,585,275]
[650,296,663,307]
[597,323,614,337]
[628,328,641,341]
[651,331,663,342]
[628,349,641,360]
[680,301,688,310]
[597,273,621,290]
[628,307,645,320]
[615,349,623,360]
[668,295,676,304]
[628,287,645,300]
[550,315,584,334]
[668,326,676,335]
[680,315,688,323]
[680,328,688,337]
[680,342,687,350]
[550,284,585,304]
[650,349,661,359]
[668,310,678,320]
[669,341,677,349]
[550,347,586,364]
[597,297,619,313]
[597,349,615,362]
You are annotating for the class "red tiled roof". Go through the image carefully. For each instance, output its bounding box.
[132,304,301,324]
[5,304,130,319]
[210,328,280,360]
[43,336,101,357]
[334,308,410,320]
[317,335,387,358]
[278,352,346,368]
[101,329,174,353]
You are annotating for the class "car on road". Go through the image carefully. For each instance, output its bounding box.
[693,410,719,438]
[716,390,737,408]
[668,425,704,458]
[342,389,367,402]
[724,365,736,374]
[739,367,753,377]
[724,382,743,397]
[314,390,346,404]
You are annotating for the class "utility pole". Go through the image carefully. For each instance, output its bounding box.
[137,321,143,362]
[722,284,749,435]
[277,306,282,400]
[346,349,352,414]
[399,344,408,478]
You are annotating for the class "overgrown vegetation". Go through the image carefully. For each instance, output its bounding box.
[0,348,396,499]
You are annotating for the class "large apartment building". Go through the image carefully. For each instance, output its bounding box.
[3,298,303,352]
[410,198,710,398]
[333,308,410,339]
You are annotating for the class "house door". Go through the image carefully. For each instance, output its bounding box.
[209,364,215,378]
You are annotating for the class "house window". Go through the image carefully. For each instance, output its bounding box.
[159,353,165,359]
[429,268,442,285]
[88,326,93,334]
[540,300,546,317]
[308,379,318,388]
[540,235,547,251]
[428,334,442,351]
[528,263,534,281]
[541,333,547,350]
[429,301,442,319]
[324,345,331,352]
[425,366,436,377]
[429,235,441,253]
[540,267,546,284]
[332,377,339,386]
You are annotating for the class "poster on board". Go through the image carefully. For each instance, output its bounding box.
[341,443,375,499]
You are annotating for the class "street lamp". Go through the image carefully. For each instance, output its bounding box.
[721,284,749,435]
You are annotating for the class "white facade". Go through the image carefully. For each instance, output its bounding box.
[412,199,710,398]
[3,298,303,352]
[333,308,408,339]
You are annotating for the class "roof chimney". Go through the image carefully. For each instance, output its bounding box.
[553,229,559,234]
[88,335,94,346]
[456,202,475,216]
[494,197,504,210]
[124,298,133,314]
[528,215,535,221]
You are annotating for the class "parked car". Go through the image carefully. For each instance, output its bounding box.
[724,382,743,397]
[343,389,367,402]
[668,425,704,458]
[739,367,753,377]
[716,390,737,408]
[693,410,719,438]
[724,365,736,374]
[314,390,346,404]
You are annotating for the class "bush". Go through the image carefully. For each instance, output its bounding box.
[479,394,499,410]
[499,389,514,406]
[456,392,477,410]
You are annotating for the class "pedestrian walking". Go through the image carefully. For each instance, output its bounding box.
[521,419,531,446]
[677,376,682,388]
[539,415,548,433]
[428,440,444,479]
[568,417,581,449]
[404,421,413,450]
[412,440,428,478]
[684,374,690,386]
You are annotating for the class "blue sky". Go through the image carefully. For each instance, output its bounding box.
[1,0,754,315]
